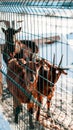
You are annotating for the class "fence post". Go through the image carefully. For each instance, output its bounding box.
[0,45,3,99]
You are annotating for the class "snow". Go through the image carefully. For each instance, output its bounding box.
[0,105,11,130]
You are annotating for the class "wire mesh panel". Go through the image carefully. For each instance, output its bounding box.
[0,1,73,130]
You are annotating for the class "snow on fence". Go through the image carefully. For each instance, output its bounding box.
[0,1,73,130]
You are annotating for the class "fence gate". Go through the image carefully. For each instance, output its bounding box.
[0,1,73,130]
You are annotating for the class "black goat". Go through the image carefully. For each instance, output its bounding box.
[2,27,39,65]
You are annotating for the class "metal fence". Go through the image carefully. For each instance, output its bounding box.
[0,1,73,130]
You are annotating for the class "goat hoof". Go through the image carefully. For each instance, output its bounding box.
[47,112,52,118]
[15,119,18,124]
[15,121,18,124]
[29,125,34,129]
[48,113,51,117]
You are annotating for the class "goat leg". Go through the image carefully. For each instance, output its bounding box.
[36,95,42,121]
[28,108,34,129]
[27,103,34,129]
[47,100,52,118]
[14,106,21,124]
[13,97,22,124]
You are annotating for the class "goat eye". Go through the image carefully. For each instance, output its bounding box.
[56,70,59,74]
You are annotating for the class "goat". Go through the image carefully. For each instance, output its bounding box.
[2,27,21,64]
[7,58,42,128]
[36,55,68,121]
[1,27,39,65]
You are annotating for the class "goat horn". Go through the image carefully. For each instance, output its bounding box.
[58,68,69,70]
[58,55,63,67]
[53,54,55,66]
[0,20,10,27]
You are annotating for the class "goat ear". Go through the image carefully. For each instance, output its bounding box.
[1,28,6,33]
[62,70,67,75]
[15,27,21,33]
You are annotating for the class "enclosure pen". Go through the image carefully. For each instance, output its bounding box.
[0,0,73,130]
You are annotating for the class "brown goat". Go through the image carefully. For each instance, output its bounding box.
[36,55,68,121]
[7,58,42,128]
[2,27,39,65]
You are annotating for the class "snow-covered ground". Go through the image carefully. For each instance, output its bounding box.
[0,105,11,130]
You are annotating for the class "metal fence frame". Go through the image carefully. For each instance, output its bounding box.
[0,1,73,130]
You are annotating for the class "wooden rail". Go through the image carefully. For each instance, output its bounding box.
[32,35,60,45]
